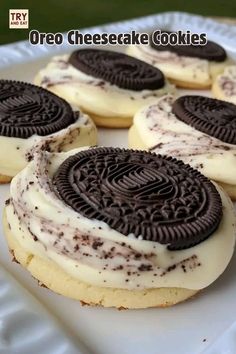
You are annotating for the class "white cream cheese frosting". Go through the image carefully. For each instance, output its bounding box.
[35,54,175,118]
[132,95,236,185]
[0,108,97,177]
[127,45,229,85]
[213,65,236,104]
[5,147,236,291]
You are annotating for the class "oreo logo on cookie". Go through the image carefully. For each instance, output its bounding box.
[0,80,76,139]
[172,95,236,144]
[68,49,165,91]
[53,147,222,250]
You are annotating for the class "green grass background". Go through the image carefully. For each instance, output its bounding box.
[1,0,236,45]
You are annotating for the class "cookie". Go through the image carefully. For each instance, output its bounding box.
[127,33,230,89]
[0,174,13,184]
[129,94,236,199]
[217,181,236,201]
[212,65,236,104]
[150,33,226,61]
[0,80,97,180]
[165,78,211,90]
[34,49,175,128]
[4,147,236,308]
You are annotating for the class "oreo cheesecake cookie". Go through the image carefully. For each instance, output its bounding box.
[129,94,236,199]
[127,32,230,89]
[213,65,236,104]
[0,80,97,181]
[4,147,235,309]
[34,48,174,128]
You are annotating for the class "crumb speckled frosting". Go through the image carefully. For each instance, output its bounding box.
[5,147,235,291]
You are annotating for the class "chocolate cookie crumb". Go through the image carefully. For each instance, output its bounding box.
[92,240,104,250]
[5,198,10,206]
[138,264,153,271]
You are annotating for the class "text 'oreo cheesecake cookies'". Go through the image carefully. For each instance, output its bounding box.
[0,80,97,181]
[127,32,231,89]
[129,94,236,199]
[34,48,175,128]
[4,147,235,309]
[213,65,236,104]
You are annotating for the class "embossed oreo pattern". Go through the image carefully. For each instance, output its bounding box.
[150,32,227,62]
[0,80,76,138]
[53,147,222,250]
[68,49,165,91]
[173,95,236,145]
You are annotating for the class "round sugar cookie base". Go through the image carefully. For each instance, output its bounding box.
[3,210,198,309]
[168,78,211,89]
[0,174,12,184]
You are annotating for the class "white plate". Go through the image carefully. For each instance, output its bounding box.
[0,263,86,354]
[0,11,236,354]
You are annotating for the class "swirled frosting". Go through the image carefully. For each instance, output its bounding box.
[5,147,236,291]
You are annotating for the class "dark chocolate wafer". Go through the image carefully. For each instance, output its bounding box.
[53,147,222,250]
[172,95,236,144]
[68,49,165,91]
[0,80,76,138]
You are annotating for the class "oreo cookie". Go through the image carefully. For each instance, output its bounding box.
[172,95,236,145]
[53,147,222,250]
[0,80,76,139]
[68,49,165,91]
[150,31,226,62]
